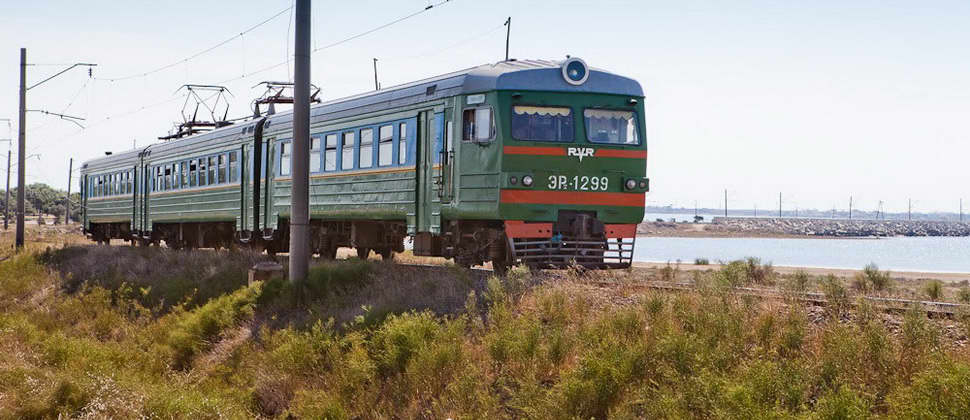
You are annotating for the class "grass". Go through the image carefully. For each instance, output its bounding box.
[1,237,969,417]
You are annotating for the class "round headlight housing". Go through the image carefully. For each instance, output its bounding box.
[522,175,534,187]
[625,179,637,190]
[561,57,589,86]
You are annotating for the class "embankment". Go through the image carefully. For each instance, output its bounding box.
[711,217,970,237]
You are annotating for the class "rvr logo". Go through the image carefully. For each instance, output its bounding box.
[567,147,595,162]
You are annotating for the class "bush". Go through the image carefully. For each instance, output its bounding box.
[694,258,709,266]
[166,282,262,369]
[958,287,970,304]
[888,361,970,418]
[851,273,871,293]
[785,270,811,293]
[744,257,774,285]
[923,280,944,301]
[862,263,892,291]
[821,275,849,317]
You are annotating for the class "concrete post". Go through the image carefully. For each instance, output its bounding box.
[289,0,311,283]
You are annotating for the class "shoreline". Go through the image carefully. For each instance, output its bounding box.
[633,261,970,282]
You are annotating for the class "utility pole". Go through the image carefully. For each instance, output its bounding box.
[849,196,853,220]
[754,203,757,218]
[961,198,964,222]
[289,0,311,284]
[778,192,782,218]
[372,58,379,90]
[65,158,72,225]
[4,150,9,230]
[504,17,511,61]
[17,48,26,248]
[693,200,697,219]
[15,49,95,248]
[908,199,912,221]
[723,189,727,217]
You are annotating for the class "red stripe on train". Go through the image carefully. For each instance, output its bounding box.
[500,189,645,207]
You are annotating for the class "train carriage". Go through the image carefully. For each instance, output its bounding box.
[81,58,649,272]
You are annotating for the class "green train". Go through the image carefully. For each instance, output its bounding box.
[81,58,648,272]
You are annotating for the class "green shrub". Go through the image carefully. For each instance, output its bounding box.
[888,360,970,418]
[813,386,871,419]
[368,311,443,377]
[821,275,850,317]
[958,287,970,304]
[862,263,892,292]
[744,257,775,285]
[166,282,262,369]
[694,258,710,266]
[785,270,811,293]
[923,280,944,301]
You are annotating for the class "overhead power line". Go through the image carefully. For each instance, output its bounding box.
[312,0,453,53]
[96,5,294,82]
[217,0,456,86]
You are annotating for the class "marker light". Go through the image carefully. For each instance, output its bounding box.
[638,180,648,189]
[509,176,518,185]
[625,179,637,190]
[522,175,534,186]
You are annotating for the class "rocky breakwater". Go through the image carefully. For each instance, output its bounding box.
[711,217,970,237]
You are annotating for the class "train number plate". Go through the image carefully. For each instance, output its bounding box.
[547,175,609,191]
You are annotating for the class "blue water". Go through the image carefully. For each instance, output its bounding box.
[634,236,970,273]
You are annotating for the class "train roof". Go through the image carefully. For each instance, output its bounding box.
[83,59,642,171]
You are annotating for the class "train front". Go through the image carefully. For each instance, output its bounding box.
[494,58,648,268]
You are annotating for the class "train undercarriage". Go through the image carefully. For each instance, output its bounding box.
[86,213,635,272]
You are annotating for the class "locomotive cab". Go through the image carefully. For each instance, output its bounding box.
[479,58,648,268]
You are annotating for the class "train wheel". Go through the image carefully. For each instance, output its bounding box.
[356,247,371,260]
[378,247,393,261]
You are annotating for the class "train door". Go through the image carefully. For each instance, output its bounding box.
[436,110,455,203]
[131,164,139,234]
[415,109,442,235]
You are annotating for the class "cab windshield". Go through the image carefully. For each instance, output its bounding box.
[510,105,574,142]
[584,109,640,145]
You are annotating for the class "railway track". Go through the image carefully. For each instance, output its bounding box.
[634,281,967,318]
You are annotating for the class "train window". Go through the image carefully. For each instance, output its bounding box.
[229,152,239,182]
[189,160,198,187]
[208,157,217,184]
[583,109,640,145]
[156,167,163,191]
[198,158,207,186]
[180,162,188,188]
[511,106,574,142]
[342,132,355,170]
[279,143,291,176]
[171,164,179,190]
[218,154,227,183]
[324,134,337,171]
[163,166,172,190]
[359,128,373,169]
[398,123,407,164]
[378,125,393,166]
[112,174,118,195]
[462,107,494,142]
[310,137,321,173]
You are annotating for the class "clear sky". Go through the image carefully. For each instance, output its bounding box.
[2,0,968,214]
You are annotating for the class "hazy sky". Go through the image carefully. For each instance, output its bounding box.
[2,0,968,213]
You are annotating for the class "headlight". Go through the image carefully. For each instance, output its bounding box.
[509,176,518,185]
[522,175,534,186]
[638,180,648,189]
[625,179,637,190]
